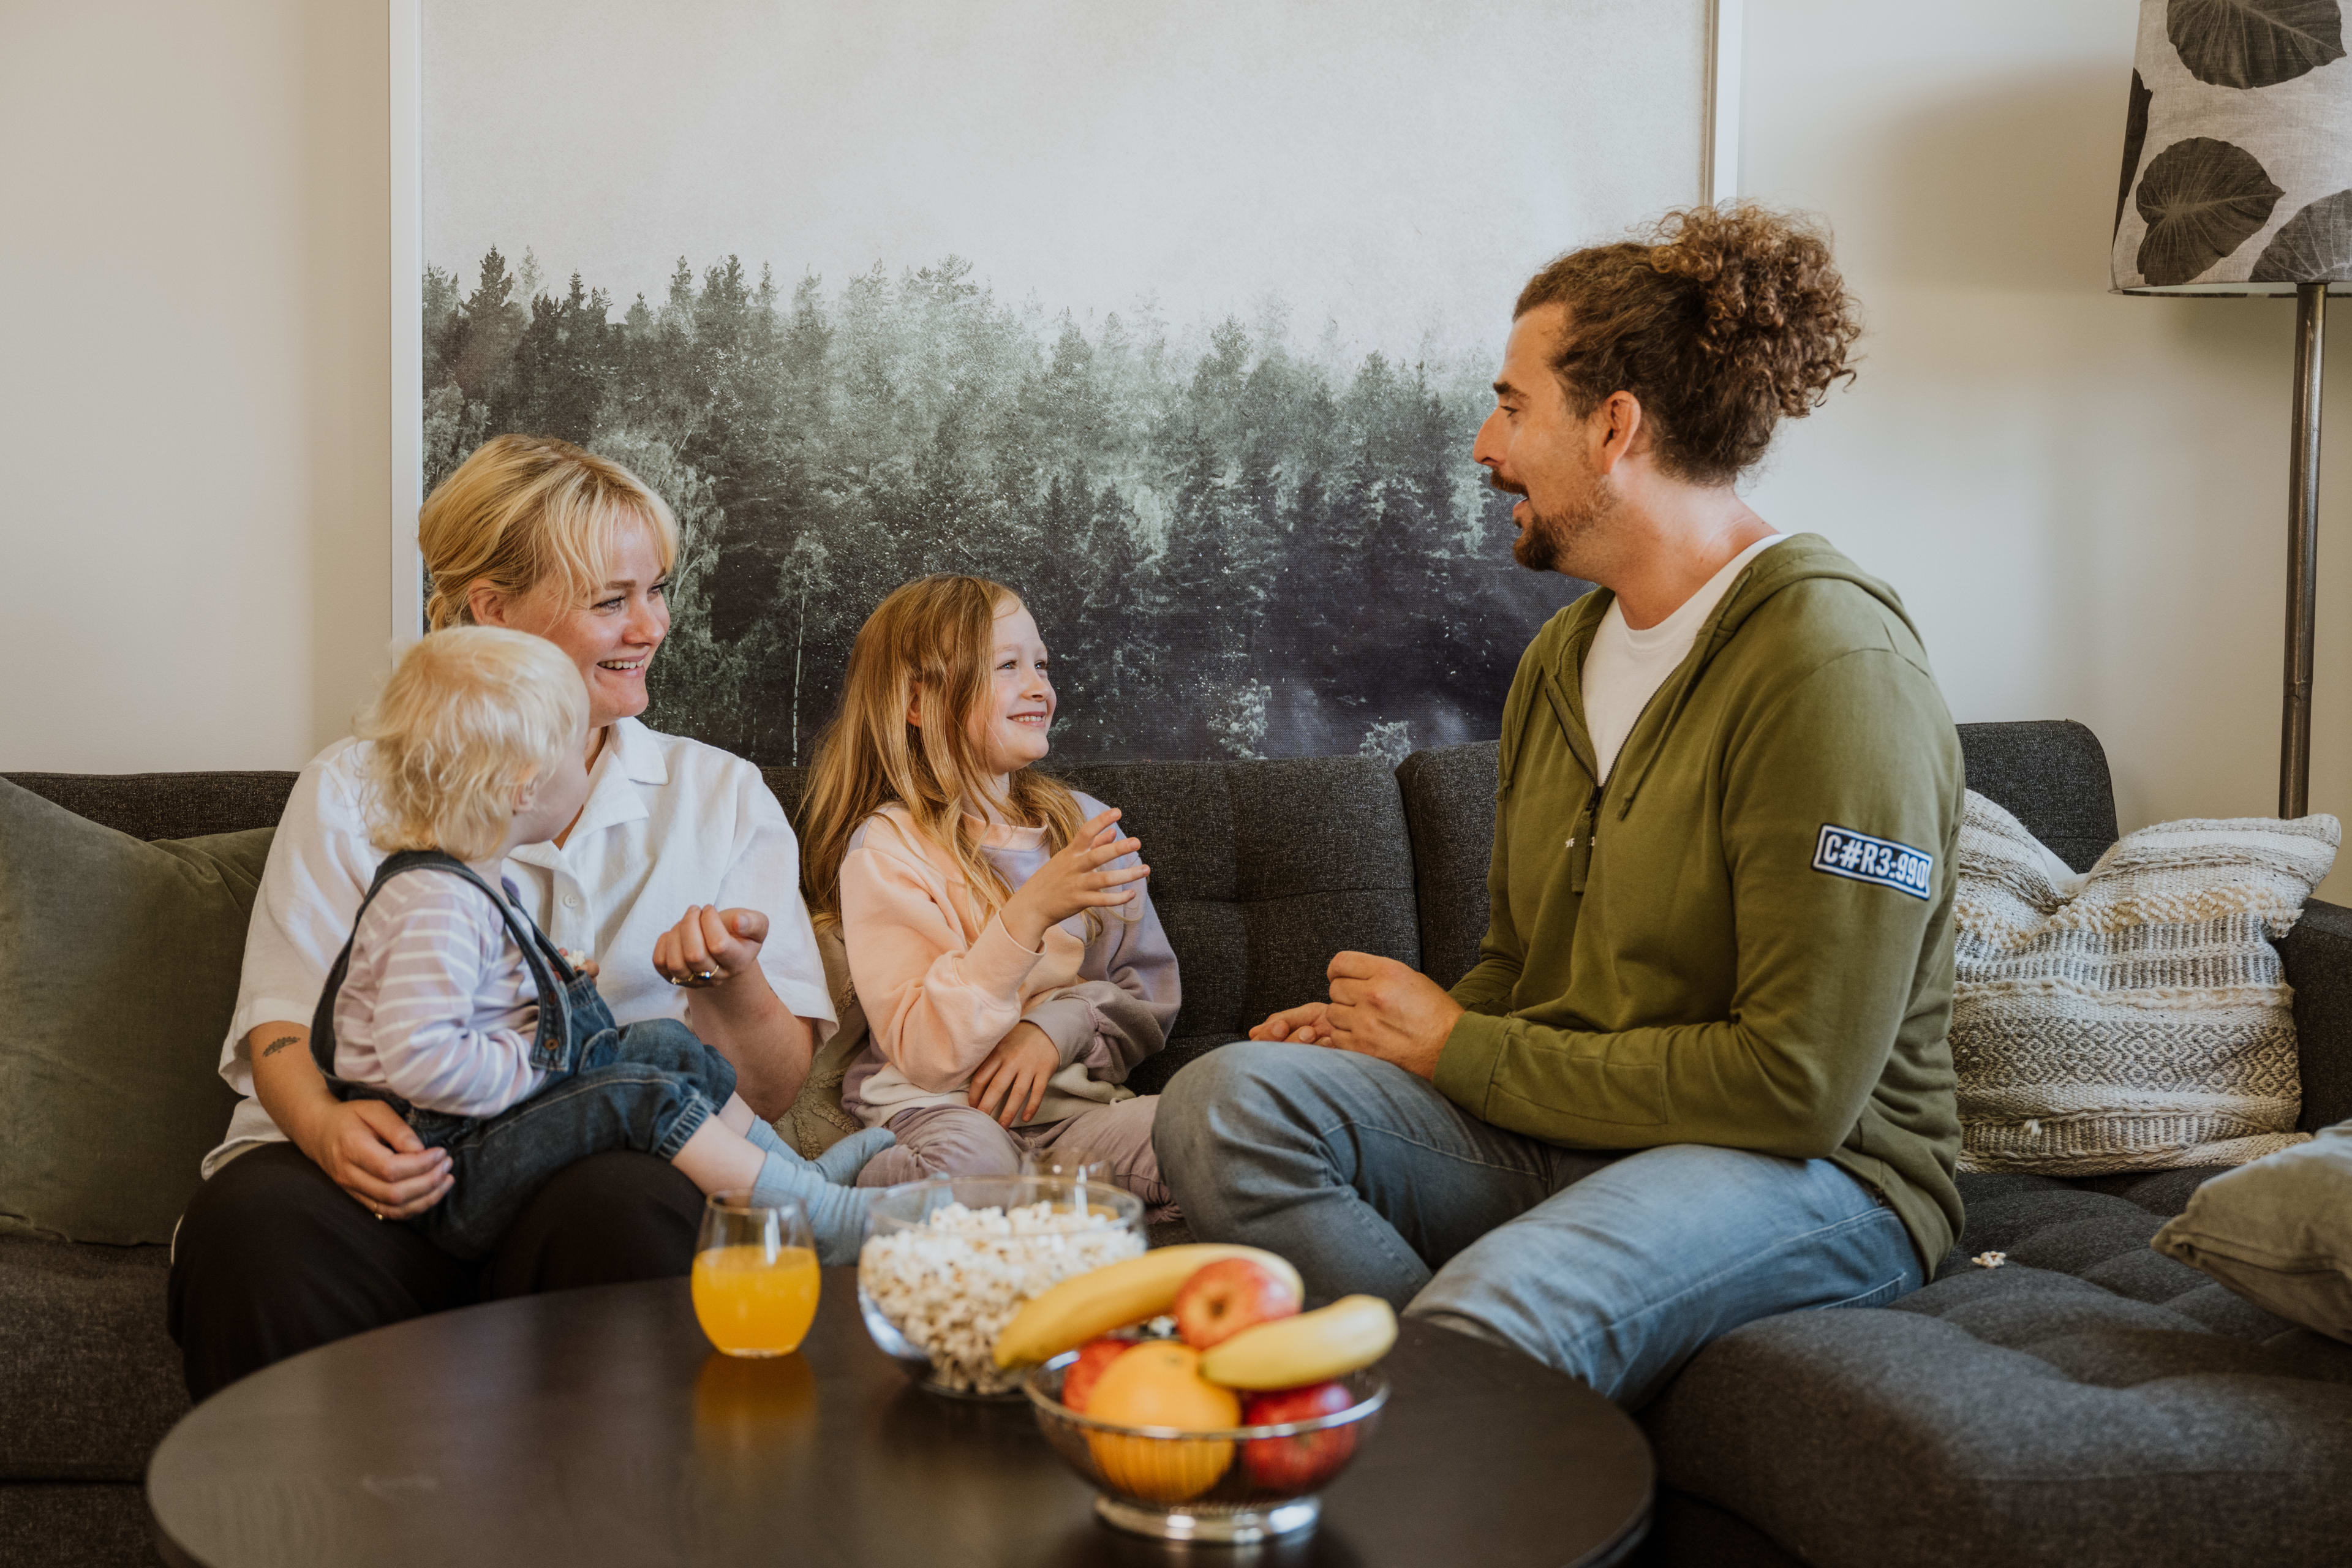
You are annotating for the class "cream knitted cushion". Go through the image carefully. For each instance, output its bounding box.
[1951,791,2338,1175]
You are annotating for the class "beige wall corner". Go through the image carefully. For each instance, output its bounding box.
[1738,0,2352,903]
[0,0,391,772]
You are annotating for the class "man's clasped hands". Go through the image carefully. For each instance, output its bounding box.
[1250,952,1467,1081]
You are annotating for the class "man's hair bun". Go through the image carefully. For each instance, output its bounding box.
[1515,203,1860,484]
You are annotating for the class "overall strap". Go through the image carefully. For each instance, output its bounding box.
[308,849,576,1084]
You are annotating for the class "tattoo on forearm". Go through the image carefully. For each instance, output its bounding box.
[260,1035,301,1058]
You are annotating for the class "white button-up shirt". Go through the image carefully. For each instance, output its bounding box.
[205,717,834,1177]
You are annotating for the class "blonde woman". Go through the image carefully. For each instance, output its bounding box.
[168,434,883,1398]
[315,627,881,1259]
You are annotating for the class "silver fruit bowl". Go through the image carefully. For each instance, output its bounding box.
[1025,1353,1389,1542]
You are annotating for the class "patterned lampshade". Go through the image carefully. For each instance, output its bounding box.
[2112,0,2352,294]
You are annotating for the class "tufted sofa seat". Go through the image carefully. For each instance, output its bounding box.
[8,719,2348,1567]
[761,754,1421,1097]
[1640,1164,2352,1566]
[1621,726,2352,1568]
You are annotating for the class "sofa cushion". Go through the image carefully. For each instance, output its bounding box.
[1642,1168,2352,1568]
[1953,719,2121,873]
[0,1483,160,1568]
[1395,741,1499,990]
[2154,1125,2352,1342]
[1950,791,2331,1175]
[0,1235,186,1480]
[0,770,297,844]
[764,756,1420,1094]
[0,779,263,1245]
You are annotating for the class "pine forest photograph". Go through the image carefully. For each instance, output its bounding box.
[419,0,1713,765]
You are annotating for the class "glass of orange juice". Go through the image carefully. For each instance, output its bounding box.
[693,1193,820,1357]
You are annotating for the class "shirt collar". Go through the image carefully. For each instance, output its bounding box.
[966,813,1046,851]
[510,718,661,869]
[605,716,669,786]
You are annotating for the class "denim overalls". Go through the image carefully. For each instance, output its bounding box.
[311,850,736,1258]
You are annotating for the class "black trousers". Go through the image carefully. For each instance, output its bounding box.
[166,1142,704,1401]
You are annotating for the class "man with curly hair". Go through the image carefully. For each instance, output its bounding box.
[1156,205,1966,1405]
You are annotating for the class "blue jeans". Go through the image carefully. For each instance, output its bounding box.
[401,1018,736,1261]
[1155,1042,1923,1407]
[314,851,740,1263]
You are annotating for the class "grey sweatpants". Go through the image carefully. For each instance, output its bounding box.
[854,1096,1172,1217]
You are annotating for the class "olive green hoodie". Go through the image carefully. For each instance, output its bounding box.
[1436,533,1964,1271]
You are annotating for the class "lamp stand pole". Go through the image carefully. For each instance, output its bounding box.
[2283,280,2328,820]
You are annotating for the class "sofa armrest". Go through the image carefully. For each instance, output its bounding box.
[2283,897,2352,1132]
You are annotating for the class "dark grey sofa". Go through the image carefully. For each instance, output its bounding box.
[7,718,2351,1567]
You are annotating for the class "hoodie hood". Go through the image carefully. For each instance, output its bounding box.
[1536,533,1928,819]
[1705,532,1918,654]
[1558,533,1918,674]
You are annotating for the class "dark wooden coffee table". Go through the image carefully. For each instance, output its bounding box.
[148,1267,1651,1567]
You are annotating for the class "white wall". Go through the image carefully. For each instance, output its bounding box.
[0,1,390,772]
[9,0,2350,902]
[1739,0,2352,900]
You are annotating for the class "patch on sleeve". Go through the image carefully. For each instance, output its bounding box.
[1811,824,1934,900]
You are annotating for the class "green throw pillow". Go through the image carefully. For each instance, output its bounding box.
[2152,1125,2352,1342]
[0,777,270,1245]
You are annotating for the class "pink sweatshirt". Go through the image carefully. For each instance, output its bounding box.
[838,793,1180,1128]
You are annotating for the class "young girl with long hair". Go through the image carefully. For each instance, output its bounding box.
[799,576,1178,1208]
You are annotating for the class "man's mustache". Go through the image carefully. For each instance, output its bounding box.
[1487,472,1527,499]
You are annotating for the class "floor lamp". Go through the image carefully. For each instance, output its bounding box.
[2111,1,2351,817]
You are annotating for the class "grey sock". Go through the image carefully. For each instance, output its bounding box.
[748,1150,873,1265]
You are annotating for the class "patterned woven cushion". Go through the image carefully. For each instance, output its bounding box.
[1951,790,2337,1174]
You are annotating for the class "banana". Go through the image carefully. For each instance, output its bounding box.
[992,1245,1303,1368]
[1197,1294,1397,1390]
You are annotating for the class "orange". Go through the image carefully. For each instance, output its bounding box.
[1082,1341,1240,1502]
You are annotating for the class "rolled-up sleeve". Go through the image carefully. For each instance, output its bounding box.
[1075,872,1181,1081]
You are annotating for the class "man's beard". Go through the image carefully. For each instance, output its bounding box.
[1500,467,1621,575]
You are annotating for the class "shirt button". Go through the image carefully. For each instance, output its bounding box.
[563,894,582,910]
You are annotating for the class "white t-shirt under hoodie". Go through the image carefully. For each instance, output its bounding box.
[1580,533,1785,785]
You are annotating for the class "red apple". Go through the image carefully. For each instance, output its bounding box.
[1240,1381,1359,1491]
[1172,1259,1302,1350]
[1060,1337,1134,1414]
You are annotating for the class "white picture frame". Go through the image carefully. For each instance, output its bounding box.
[389,0,426,646]
[384,0,1745,654]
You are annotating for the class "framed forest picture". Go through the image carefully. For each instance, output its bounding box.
[391,0,1738,766]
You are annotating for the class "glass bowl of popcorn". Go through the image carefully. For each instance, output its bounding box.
[856,1175,1144,1399]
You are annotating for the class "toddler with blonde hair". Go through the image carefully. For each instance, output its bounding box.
[315,626,887,1257]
